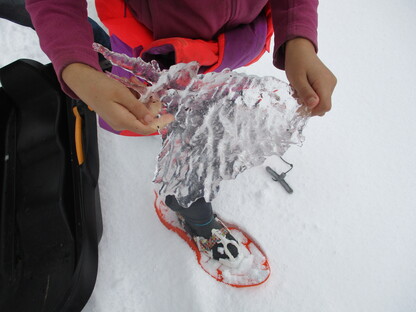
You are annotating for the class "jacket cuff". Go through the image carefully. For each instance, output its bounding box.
[52,50,101,99]
[273,26,318,70]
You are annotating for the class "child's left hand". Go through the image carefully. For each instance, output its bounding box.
[284,38,337,117]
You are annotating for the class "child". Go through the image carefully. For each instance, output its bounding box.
[25,0,336,267]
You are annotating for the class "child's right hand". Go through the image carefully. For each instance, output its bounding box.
[62,63,174,134]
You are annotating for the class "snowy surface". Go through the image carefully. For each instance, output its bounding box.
[1,0,416,311]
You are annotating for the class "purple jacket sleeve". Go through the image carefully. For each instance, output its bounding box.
[26,0,101,98]
[269,0,319,70]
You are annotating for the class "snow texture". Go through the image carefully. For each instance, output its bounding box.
[95,44,308,207]
[1,0,416,311]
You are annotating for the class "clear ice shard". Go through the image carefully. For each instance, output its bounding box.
[94,43,310,207]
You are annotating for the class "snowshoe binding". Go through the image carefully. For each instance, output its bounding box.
[177,213,244,268]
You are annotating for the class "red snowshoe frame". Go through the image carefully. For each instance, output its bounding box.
[0,60,102,312]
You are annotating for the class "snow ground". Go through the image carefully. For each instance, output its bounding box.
[1,0,416,311]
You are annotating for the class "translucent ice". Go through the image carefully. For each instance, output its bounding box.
[94,43,309,207]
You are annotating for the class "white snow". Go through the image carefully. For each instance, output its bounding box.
[1,0,416,311]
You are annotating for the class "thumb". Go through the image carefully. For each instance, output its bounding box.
[291,76,319,108]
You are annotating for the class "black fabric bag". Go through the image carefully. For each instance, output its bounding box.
[0,59,102,312]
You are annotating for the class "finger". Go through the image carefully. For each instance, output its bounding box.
[290,74,320,109]
[148,113,175,131]
[128,87,141,99]
[116,87,156,125]
[126,119,158,135]
[105,102,158,135]
[310,76,337,116]
[147,96,163,116]
[311,96,332,116]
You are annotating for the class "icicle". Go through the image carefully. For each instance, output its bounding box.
[92,42,161,84]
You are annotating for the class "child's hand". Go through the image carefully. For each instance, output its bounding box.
[62,63,174,134]
[284,38,337,116]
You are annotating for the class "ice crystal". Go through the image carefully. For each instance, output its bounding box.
[94,43,309,207]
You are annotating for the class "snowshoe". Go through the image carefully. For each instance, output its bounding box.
[0,59,102,312]
[176,213,244,268]
[154,191,271,287]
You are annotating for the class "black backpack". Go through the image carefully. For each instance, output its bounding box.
[0,59,102,312]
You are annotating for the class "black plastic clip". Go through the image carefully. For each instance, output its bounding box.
[266,157,294,194]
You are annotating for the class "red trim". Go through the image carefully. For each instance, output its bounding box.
[205,33,226,73]
[95,0,129,22]
[96,0,153,48]
[119,130,159,136]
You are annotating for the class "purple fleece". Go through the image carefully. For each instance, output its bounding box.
[26,0,318,98]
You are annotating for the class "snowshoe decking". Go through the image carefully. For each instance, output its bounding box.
[0,59,102,312]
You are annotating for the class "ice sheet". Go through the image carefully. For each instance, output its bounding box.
[94,44,309,207]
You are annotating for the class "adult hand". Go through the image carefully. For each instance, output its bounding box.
[62,63,174,134]
[284,38,337,116]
